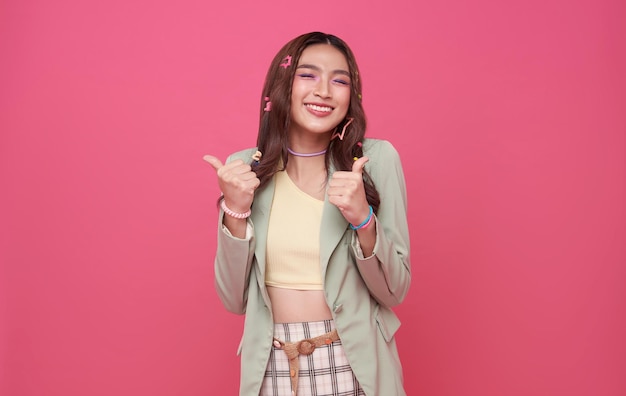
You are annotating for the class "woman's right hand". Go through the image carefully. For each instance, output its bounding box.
[203,155,260,213]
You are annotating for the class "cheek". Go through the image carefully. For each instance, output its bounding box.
[290,87,300,107]
[339,90,351,108]
[290,82,306,103]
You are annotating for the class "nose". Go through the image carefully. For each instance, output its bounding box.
[314,77,331,98]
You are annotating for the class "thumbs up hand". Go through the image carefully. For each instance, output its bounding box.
[203,154,260,214]
[327,156,371,226]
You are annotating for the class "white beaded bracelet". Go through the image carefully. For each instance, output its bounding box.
[220,198,251,219]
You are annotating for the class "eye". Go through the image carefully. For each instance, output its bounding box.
[297,73,316,79]
[333,78,350,86]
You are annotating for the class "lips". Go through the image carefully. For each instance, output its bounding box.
[305,103,333,113]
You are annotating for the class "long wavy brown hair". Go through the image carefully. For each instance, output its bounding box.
[253,32,380,212]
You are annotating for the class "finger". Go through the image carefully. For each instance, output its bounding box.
[329,172,362,189]
[237,171,260,182]
[203,155,224,171]
[227,161,253,175]
[351,156,369,174]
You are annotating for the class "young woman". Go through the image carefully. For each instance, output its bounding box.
[204,32,411,396]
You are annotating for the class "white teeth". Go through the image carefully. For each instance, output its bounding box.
[306,104,332,112]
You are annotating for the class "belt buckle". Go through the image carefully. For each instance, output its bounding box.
[297,339,316,355]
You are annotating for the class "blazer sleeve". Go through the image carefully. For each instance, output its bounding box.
[213,154,256,315]
[351,140,411,308]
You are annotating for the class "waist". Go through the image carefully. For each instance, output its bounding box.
[267,286,333,323]
[272,319,337,340]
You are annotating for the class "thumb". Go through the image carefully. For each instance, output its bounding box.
[351,156,369,173]
[203,154,224,171]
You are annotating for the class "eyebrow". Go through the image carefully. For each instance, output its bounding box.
[296,64,350,77]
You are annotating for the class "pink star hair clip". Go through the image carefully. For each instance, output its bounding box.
[279,55,292,69]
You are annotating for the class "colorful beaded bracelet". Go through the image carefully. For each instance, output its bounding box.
[350,205,373,230]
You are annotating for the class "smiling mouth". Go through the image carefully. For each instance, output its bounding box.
[305,104,333,113]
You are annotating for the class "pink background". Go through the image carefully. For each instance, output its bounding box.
[1,0,625,395]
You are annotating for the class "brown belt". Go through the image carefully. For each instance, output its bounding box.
[272,328,340,396]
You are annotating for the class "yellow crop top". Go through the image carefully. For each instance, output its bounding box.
[265,171,324,290]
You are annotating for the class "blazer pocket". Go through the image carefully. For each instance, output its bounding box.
[375,306,402,342]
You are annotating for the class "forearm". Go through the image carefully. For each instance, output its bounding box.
[355,217,377,257]
[352,218,411,307]
[222,215,248,238]
[214,212,256,314]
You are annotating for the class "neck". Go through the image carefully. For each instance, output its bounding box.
[286,157,327,187]
[285,145,327,183]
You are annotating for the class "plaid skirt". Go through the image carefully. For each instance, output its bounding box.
[260,319,365,396]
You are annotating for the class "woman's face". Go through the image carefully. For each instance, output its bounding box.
[289,44,351,138]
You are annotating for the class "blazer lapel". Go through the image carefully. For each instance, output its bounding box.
[250,177,275,308]
[319,199,349,273]
[319,163,349,275]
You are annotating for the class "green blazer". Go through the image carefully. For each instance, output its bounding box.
[214,139,411,395]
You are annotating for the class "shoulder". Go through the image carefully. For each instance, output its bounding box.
[361,139,406,192]
[225,147,259,164]
[361,138,402,165]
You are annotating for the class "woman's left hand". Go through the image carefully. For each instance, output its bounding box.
[327,156,371,226]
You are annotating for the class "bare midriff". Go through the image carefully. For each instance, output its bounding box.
[267,286,333,323]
